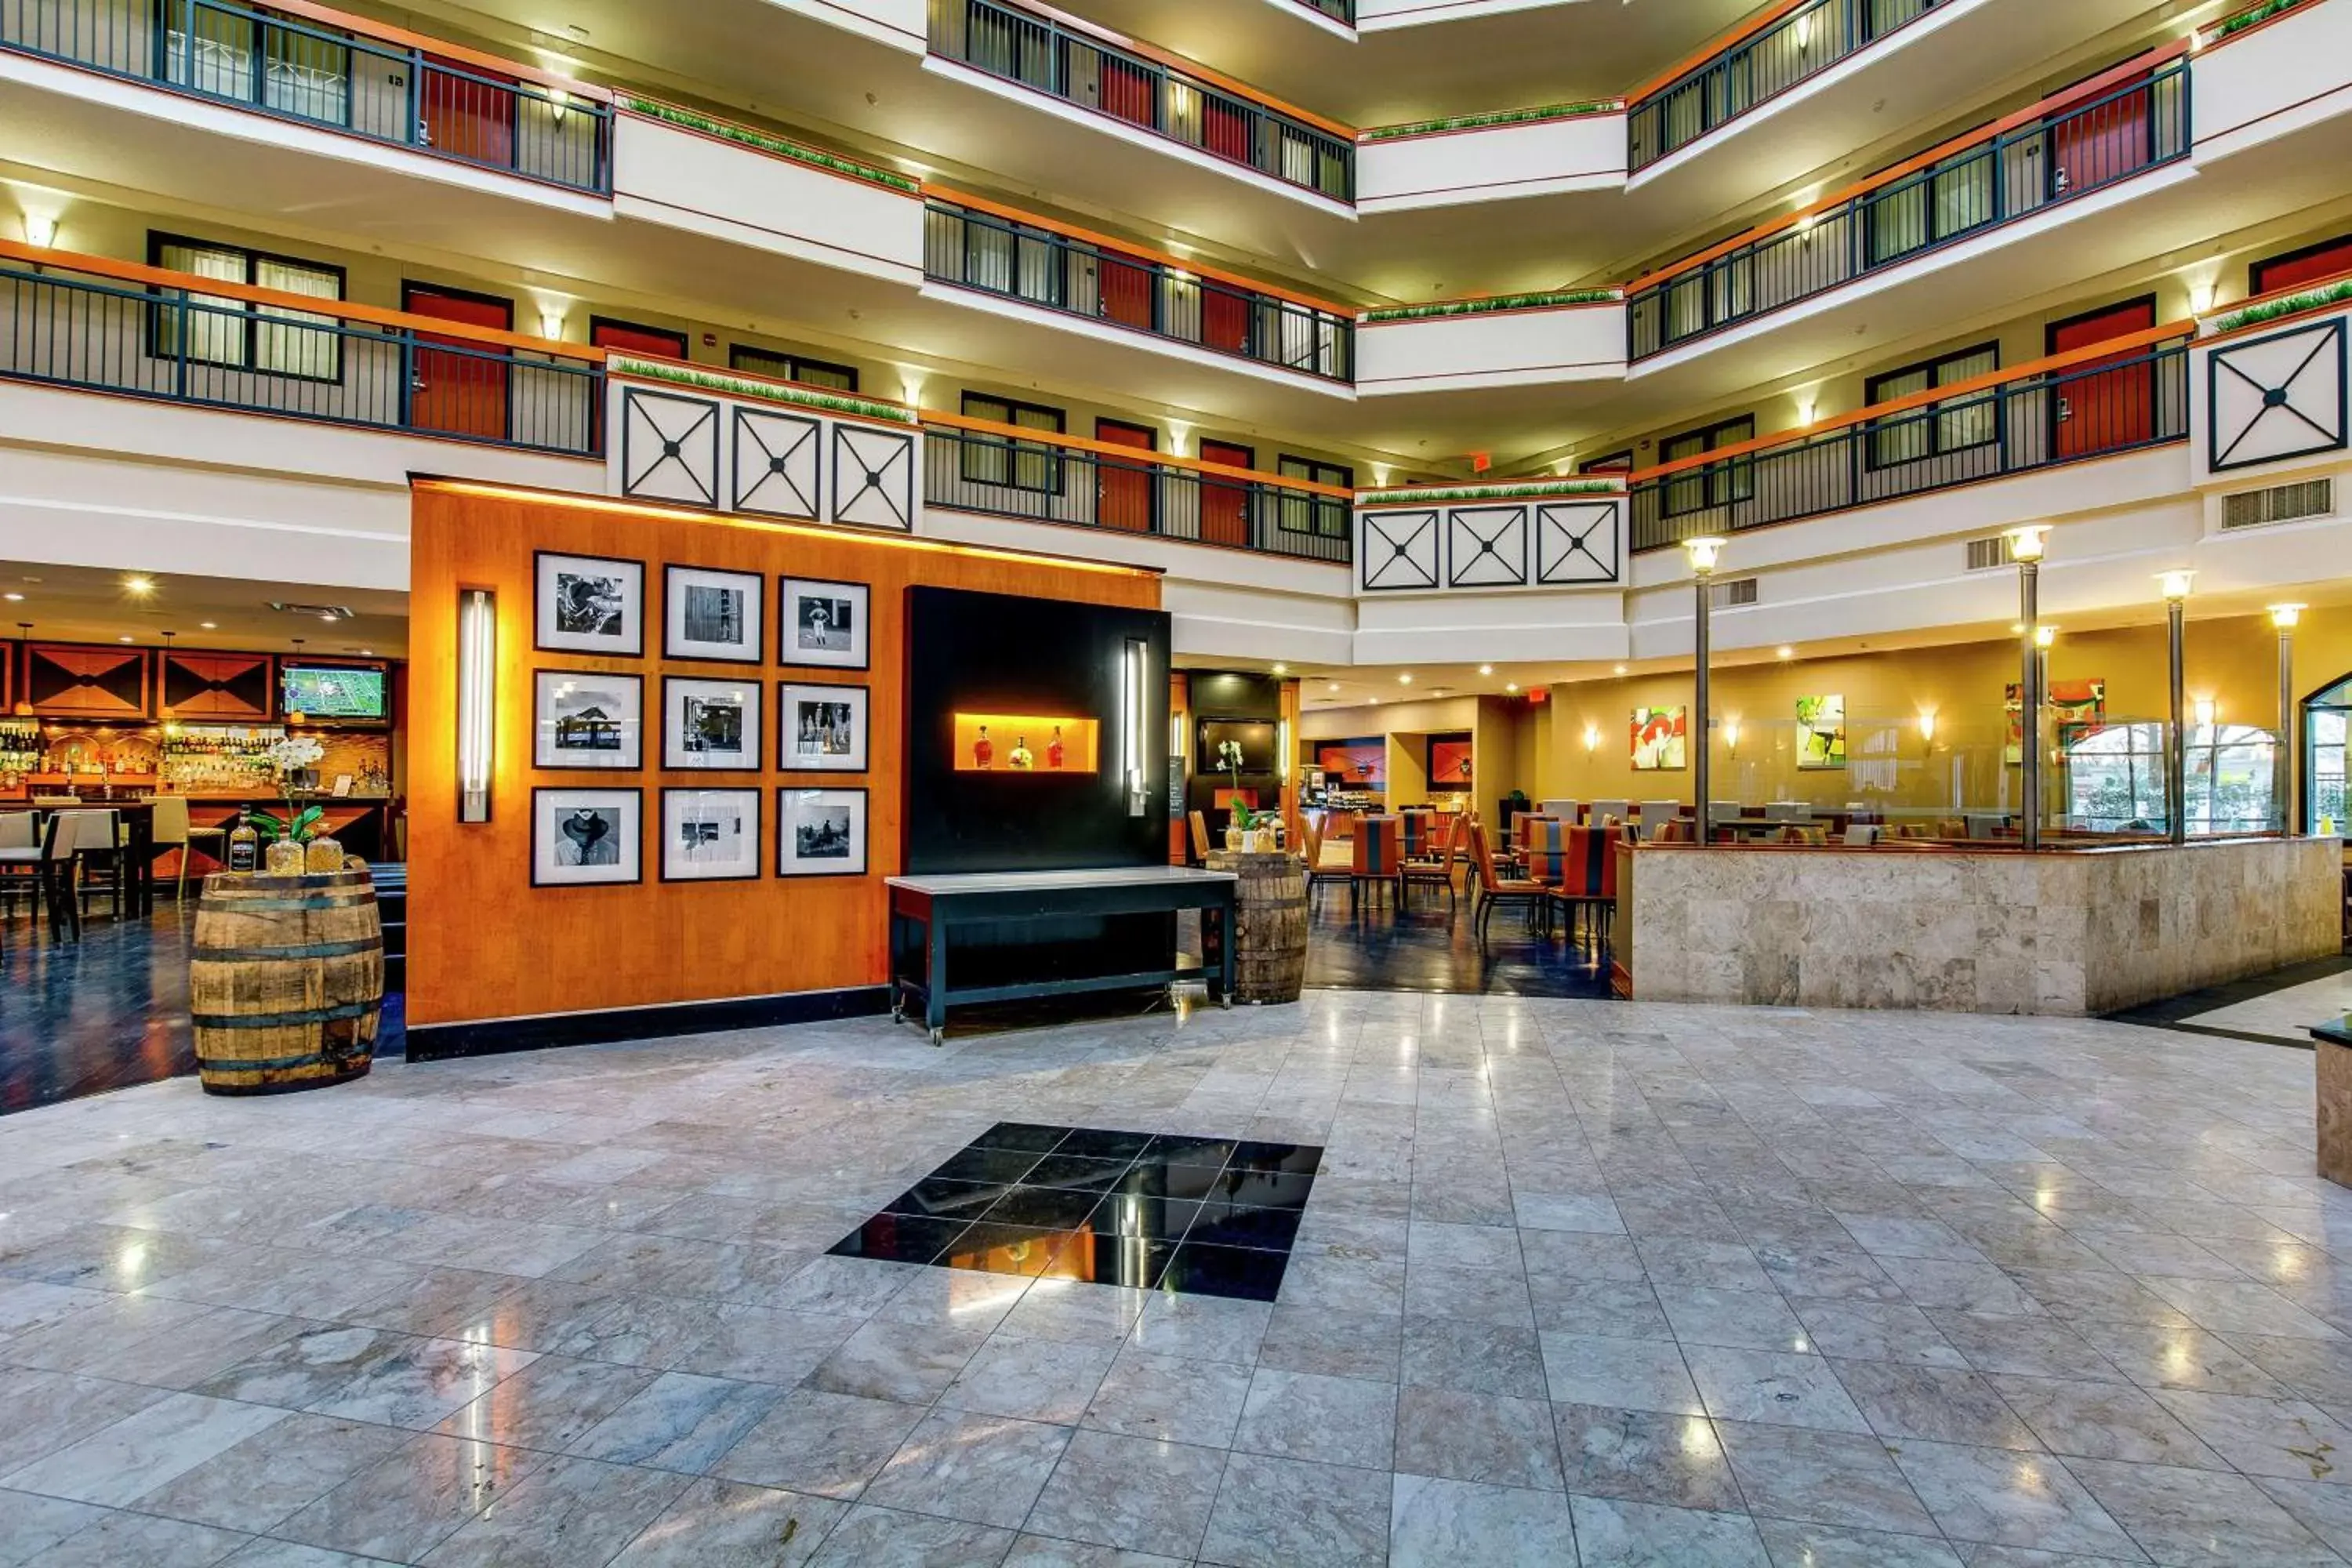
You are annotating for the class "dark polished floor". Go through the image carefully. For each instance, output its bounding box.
[1302,880,1614,999]
[0,902,404,1116]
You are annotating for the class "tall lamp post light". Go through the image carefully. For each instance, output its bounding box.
[2270,603,2305,834]
[2005,527,2051,850]
[2157,569,2197,846]
[1683,535,1728,843]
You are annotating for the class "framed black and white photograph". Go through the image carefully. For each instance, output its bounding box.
[662,676,761,771]
[533,670,642,770]
[531,787,642,887]
[663,564,763,663]
[778,681,869,771]
[535,551,644,655]
[779,577,869,670]
[661,788,761,882]
[778,786,866,877]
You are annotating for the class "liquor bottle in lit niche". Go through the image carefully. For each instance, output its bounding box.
[974,725,993,770]
[1009,735,1034,770]
[1048,726,1065,769]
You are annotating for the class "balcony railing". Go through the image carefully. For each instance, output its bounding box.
[1628,0,1944,172]
[0,251,604,456]
[0,0,612,193]
[1629,333,2190,551]
[1290,0,1352,20]
[923,198,1355,381]
[924,420,1353,564]
[1629,53,2189,360]
[931,0,1354,200]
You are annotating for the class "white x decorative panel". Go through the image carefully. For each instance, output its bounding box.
[1360,510,1440,592]
[1537,502,1621,585]
[731,408,822,521]
[2209,319,2347,472]
[1447,506,1529,588]
[619,387,721,507]
[832,425,917,532]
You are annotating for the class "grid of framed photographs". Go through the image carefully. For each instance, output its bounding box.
[528,561,874,887]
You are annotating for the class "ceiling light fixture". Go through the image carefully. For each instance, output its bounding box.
[1479,664,1494,676]
[122,575,154,597]
[1776,645,1795,659]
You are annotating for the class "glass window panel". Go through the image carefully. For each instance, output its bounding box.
[156,241,249,366]
[253,257,342,379]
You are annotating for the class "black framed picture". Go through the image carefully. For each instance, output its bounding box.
[779,577,869,670]
[662,676,761,771]
[777,681,869,771]
[778,786,866,877]
[530,787,643,887]
[660,787,762,882]
[663,564,764,663]
[533,670,643,770]
[535,551,644,656]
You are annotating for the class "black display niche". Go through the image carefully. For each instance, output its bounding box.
[1185,670,1283,848]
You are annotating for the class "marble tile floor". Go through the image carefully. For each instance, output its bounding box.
[5,992,2352,1563]
[2176,965,2352,1048]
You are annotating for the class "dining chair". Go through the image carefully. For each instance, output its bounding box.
[0,813,74,945]
[64,810,126,922]
[1551,823,1621,954]
[1301,817,1350,907]
[1351,815,1403,914]
[150,795,229,901]
[1465,819,1548,952]
[1188,810,1212,863]
[1637,800,1682,841]
[1401,810,1461,913]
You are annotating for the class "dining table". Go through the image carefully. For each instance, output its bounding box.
[1,800,158,916]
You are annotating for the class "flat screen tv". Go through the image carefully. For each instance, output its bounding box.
[1198,719,1276,772]
[281,663,387,721]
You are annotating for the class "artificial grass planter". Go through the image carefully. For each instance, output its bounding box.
[2215,279,2352,333]
[608,357,917,424]
[619,97,920,194]
[1363,289,1621,324]
[2211,0,2312,38]
[1358,480,1621,506]
[1361,101,1617,143]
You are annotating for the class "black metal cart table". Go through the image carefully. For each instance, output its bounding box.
[886,866,1239,1044]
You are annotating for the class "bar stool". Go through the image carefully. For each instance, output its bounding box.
[151,796,229,901]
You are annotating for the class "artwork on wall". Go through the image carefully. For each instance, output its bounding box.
[1316,741,1385,786]
[662,677,761,771]
[661,788,762,882]
[531,787,642,887]
[1428,734,1474,790]
[1796,695,1847,770]
[535,552,644,655]
[663,564,763,663]
[533,670,643,769]
[778,682,869,771]
[779,786,867,876]
[779,577,869,670]
[1632,706,1687,771]
[2005,678,2107,764]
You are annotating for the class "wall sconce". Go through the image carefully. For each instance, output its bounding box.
[458,587,496,822]
[2192,697,2217,728]
[22,211,57,249]
[1121,637,1149,817]
[537,304,567,342]
[2190,279,2217,315]
[2034,623,2058,650]
[1582,724,1601,755]
[1918,710,1937,746]
[1278,719,1292,783]
[1722,717,1740,753]
[1168,712,1186,762]
[547,87,571,124]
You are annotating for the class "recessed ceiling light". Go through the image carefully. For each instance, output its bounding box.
[199,621,218,630]
[1505,682,1520,692]
[1,593,20,602]
[1327,681,1340,691]
[1369,697,1381,705]
[1777,645,1795,659]
[1398,673,1414,684]
[360,648,375,656]
[122,575,154,597]
[1613,663,1628,675]
[118,634,134,644]
[1479,664,1494,676]
[1272,662,1287,674]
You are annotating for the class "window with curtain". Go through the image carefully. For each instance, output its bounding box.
[961,393,1065,492]
[2310,678,2350,832]
[150,234,344,379]
[729,346,859,393]
[1277,455,1352,538]
[1864,342,1999,467]
[1661,415,1755,517]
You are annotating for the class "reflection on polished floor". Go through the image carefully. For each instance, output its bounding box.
[1304,888,1613,999]
[4,991,2350,1564]
[0,908,403,1116]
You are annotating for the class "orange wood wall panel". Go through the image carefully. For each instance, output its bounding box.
[407,483,1160,1028]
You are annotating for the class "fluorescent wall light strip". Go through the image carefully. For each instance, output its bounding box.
[1123,639,1149,818]
[458,587,496,822]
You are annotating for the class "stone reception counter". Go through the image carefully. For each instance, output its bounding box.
[1618,836,2343,1015]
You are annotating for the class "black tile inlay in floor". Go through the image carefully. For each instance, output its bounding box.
[830,1123,1325,1301]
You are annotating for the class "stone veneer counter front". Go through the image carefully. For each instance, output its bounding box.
[1623,837,2343,1015]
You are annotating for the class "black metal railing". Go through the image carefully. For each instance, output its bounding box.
[1630,58,2188,360]
[924,425,1352,563]
[1630,338,2189,550]
[1628,0,1943,172]
[0,0,612,192]
[931,0,1353,200]
[0,262,604,455]
[1290,0,1352,20]
[924,201,1354,381]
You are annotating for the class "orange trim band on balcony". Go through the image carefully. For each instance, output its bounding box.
[1623,0,1816,107]
[998,0,1358,140]
[0,239,606,361]
[256,0,610,100]
[1626,320,2190,482]
[923,408,1357,496]
[1631,41,2191,296]
[923,187,1358,317]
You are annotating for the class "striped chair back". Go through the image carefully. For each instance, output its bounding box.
[1523,816,1570,885]
[1514,813,1555,857]
[1355,815,1403,876]
[1399,809,1437,862]
[1464,818,1508,894]
[1555,825,1618,899]
[1654,818,1694,844]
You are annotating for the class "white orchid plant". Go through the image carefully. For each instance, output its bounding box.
[1215,738,1268,834]
[248,734,328,844]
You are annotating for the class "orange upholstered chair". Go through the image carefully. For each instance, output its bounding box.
[1351,814,1403,913]
[1400,810,1461,913]
[1465,818,1548,950]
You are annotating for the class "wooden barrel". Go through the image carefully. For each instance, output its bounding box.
[1210,850,1308,1004]
[191,868,383,1095]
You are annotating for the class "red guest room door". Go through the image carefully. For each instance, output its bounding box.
[404,285,513,440]
[1199,439,1254,547]
[1096,419,1156,532]
[2047,296,2156,459]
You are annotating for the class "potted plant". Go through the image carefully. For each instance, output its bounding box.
[246,735,331,874]
[1216,738,1268,851]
